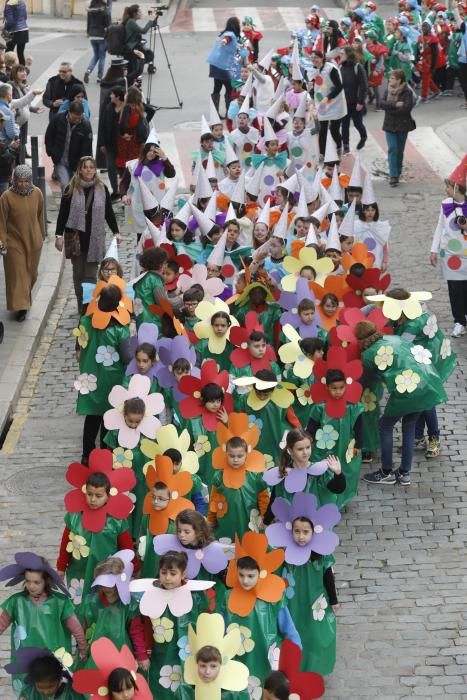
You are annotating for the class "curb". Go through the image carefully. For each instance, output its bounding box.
[0,220,65,441]
[436,118,466,162]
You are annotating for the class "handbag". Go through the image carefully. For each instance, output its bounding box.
[63,229,81,259]
[1,27,12,42]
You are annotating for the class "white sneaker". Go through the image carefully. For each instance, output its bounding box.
[451,323,466,338]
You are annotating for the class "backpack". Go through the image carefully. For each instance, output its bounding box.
[105,22,126,56]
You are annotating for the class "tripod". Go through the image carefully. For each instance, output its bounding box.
[145,12,183,110]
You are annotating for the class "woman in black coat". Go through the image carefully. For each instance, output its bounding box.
[380,69,416,187]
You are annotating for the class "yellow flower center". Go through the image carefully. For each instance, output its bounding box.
[97,687,108,696]
[259,569,267,579]
[109,487,118,496]
[193,390,201,399]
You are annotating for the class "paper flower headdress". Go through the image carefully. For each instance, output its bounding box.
[328,307,393,360]
[232,376,296,411]
[64,449,136,533]
[154,535,228,579]
[73,638,152,699]
[85,275,133,329]
[193,298,239,353]
[343,268,391,308]
[5,647,71,686]
[311,347,363,418]
[281,246,334,291]
[265,493,340,564]
[142,455,194,535]
[366,291,432,321]
[91,549,135,604]
[226,532,286,616]
[229,311,277,373]
[129,577,214,618]
[160,241,193,276]
[341,242,375,273]
[179,359,233,431]
[310,275,348,331]
[184,613,249,700]
[178,263,224,301]
[279,324,315,379]
[0,552,70,596]
[125,322,159,378]
[148,296,188,337]
[279,640,325,700]
[279,278,321,339]
[212,412,265,489]
[155,335,200,402]
[263,459,328,494]
[141,424,199,475]
[103,374,165,449]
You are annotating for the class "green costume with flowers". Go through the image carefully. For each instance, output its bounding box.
[235,303,282,345]
[230,361,282,382]
[360,335,448,417]
[140,516,176,578]
[234,394,292,468]
[307,402,363,509]
[1,592,75,694]
[76,315,130,416]
[273,467,340,508]
[282,556,336,675]
[394,312,456,383]
[360,382,383,453]
[63,512,129,615]
[22,683,85,699]
[388,38,413,80]
[133,271,165,328]
[209,471,269,540]
[178,415,219,487]
[148,591,209,700]
[195,338,234,371]
[283,367,317,429]
[174,681,249,700]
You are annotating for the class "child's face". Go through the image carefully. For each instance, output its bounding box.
[209,231,222,245]
[170,222,185,241]
[347,190,361,205]
[311,348,324,361]
[124,411,144,430]
[254,387,273,402]
[206,263,221,278]
[445,181,454,197]
[162,267,177,284]
[238,567,259,591]
[269,237,284,258]
[201,138,214,152]
[340,236,354,253]
[159,565,184,590]
[362,286,377,304]
[101,263,119,281]
[177,522,197,546]
[289,437,312,465]
[204,397,222,413]
[228,162,241,178]
[300,267,315,281]
[35,678,61,698]
[86,485,109,510]
[266,140,279,156]
[363,205,377,222]
[299,307,315,324]
[212,317,229,336]
[322,298,338,316]
[183,300,199,317]
[173,366,190,382]
[152,486,170,511]
[226,224,240,243]
[237,113,249,128]
[24,571,46,598]
[101,585,119,603]
[275,189,286,206]
[292,519,314,546]
[295,219,308,237]
[226,446,247,469]
[235,276,246,294]
[254,223,269,243]
[136,351,154,374]
[112,686,135,700]
[291,79,303,92]
[335,213,343,226]
[325,250,341,268]
[197,660,221,683]
[211,124,223,139]
[248,338,267,359]
[327,380,346,399]
[293,117,305,132]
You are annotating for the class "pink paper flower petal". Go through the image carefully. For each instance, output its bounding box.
[108,384,129,409]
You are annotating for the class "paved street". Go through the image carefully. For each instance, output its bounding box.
[0,1,467,697]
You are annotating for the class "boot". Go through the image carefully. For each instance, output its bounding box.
[211,92,221,115]
[221,96,231,120]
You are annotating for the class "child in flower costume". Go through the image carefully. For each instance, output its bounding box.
[174,612,250,700]
[354,318,448,486]
[73,637,153,699]
[80,551,148,672]
[306,347,364,509]
[263,429,346,517]
[133,247,170,328]
[229,312,281,381]
[0,553,86,695]
[103,374,165,539]
[234,280,282,347]
[57,449,136,610]
[124,322,160,389]
[222,532,301,689]
[233,370,300,467]
[139,456,194,578]
[6,648,85,700]
[74,275,132,464]
[208,413,269,539]
[129,551,214,700]
[177,360,232,486]
[384,288,456,459]
[266,493,340,676]
[281,334,324,429]
[193,300,239,371]
[264,639,325,700]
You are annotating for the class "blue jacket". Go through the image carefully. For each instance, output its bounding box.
[207,31,238,71]
[0,100,19,140]
[4,0,28,33]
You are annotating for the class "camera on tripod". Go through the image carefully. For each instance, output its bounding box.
[149,4,168,16]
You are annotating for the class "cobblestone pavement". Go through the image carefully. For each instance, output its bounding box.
[0,181,466,699]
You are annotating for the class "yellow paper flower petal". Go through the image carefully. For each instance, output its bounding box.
[282,256,303,275]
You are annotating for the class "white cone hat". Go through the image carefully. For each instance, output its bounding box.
[294,91,308,119]
[105,236,119,260]
[319,183,340,213]
[258,48,274,70]
[204,194,218,222]
[305,222,320,246]
[225,202,237,222]
[145,216,169,245]
[325,213,341,251]
[291,38,300,65]
[191,155,202,187]
[274,76,285,101]
[160,177,179,213]
[190,203,216,237]
[205,152,217,180]
[200,114,212,137]
[273,203,291,240]
[280,173,298,194]
[338,198,356,236]
[310,201,330,226]
[349,153,363,189]
[361,168,377,205]
[292,60,303,81]
[224,139,239,166]
[238,93,250,116]
[139,179,159,211]
[256,198,271,227]
[145,127,160,145]
[240,73,253,97]
[295,185,309,219]
[193,163,214,201]
[265,94,284,120]
[174,199,192,227]
[207,231,227,266]
[323,133,339,164]
[328,165,344,202]
[209,97,222,126]
[231,170,246,204]
[263,118,277,143]
[246,163,264,197]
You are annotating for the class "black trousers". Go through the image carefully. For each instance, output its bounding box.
[460,63,467,101]
[6,31,27,65]
[212,78,232,103]
[447,279,467,325]
[318,119,342,156]
[341,105,367,147]
[82,415,106,463]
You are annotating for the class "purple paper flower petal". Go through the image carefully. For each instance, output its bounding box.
[263,467,283,487]
[290,492,319,522]
[284,539,313,566]
[199,542,228,574]
[281,310,300,328]
[279,291,298,312]
[310,530,339,555]
[153,536,201,578]
[271,497,293,524]
[138,322,159,346]
[296,277,316,302]
[307,460,328,477]
[315,503,341,529]
[155,366,176,389]
[157,338,174,366]
[284,468,308,493]
[265,522,293,548]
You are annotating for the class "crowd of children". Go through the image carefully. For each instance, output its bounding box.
[0,6,465,700]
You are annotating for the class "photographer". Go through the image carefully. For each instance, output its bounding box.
[121,4,157,84]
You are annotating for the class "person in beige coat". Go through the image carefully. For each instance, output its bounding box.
[0,164,45,321]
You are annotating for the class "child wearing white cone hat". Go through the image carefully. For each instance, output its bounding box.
[353,169,391,269]
[230,96,260,167]
[218,140,241,198]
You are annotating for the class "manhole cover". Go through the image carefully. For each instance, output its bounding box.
[5,468,68,496]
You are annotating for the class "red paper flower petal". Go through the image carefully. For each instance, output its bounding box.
[230,347,250,369]
[325,396,347,419]
[106,493,135,520]
[88,448,113,474]
[64,490,87,513]
[344,382,363,403]
[110,468,137,492]
[178,375,201,397]
[179,396,202,420]
[65,463,89,489]
[80,505,107,533]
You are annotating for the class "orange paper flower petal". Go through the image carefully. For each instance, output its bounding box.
[228,585,256,617]
[255,572,286,603]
